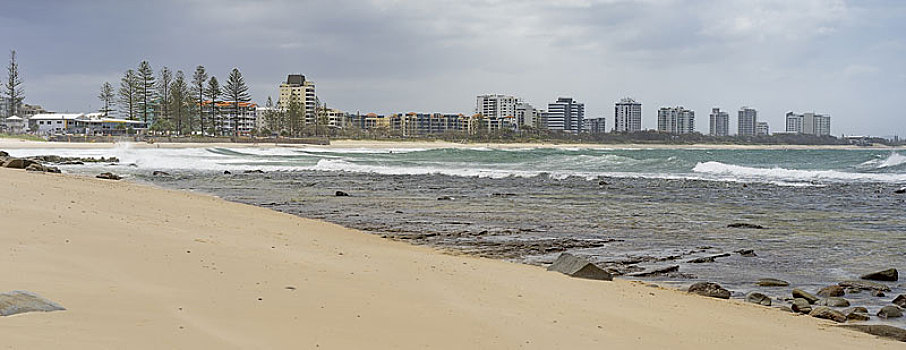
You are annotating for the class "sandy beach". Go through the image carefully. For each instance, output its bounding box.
[0,167,901,348]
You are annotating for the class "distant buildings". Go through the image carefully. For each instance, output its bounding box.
[546,97,584,133]
[201,101,259,136]
[614,98,642,133]
[737,107,757,136]
[657,106,695,134]
[709,108,729,136]
[756,121,770,136]
[785,112,831,136]
[476,94,519,119]
[278,74,317,124]
[515,102,540,129]
[29,113,146,135]
[1,116,26,134]
[584,117,607,134]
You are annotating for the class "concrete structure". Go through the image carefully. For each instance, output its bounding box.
[515,102,539,129]
[709,108,729,136]
[29,113,147,135]
[785,112,831,136]
[756,121,770,136]
[614,98,642,133]
[657,106,695,134]
[278,74,317,125]
[737,107,757,136]
[201,101,259,136]
[546,97,584,133]
[476,94,519,120]
[584,117,607,134]
[2,116,26,134]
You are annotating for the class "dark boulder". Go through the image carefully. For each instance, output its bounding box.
[152,171,170,176]
[878,305,903,318]
[45,166,61,173]
[335,191,350,197]
[872,290,886,297]
[809,306,847,323]
[223,170,232,175]
[686,253,731,264]
[0,151,8,157]
[842,307,871,321]
[839,280,891,292]
[3,158,35,169]
[25,163,45,172]
[841,324,906,342]
[792,289,820,304]
[687,282,731,299]
[745,292,772,306]
[727,223,765,229]
[756,278,789,287]
[546,253,613,281]
[895,187,906,194]
[734,249,757,257]
[791,298,812,314]
[96,172,122,180]
[816,297,850,307]
[243,169,265,174]
[893,294,906,308]
[817,285,845,297]
[627,265,680,277]
[437,196,455,201]
[0,290,66,316]
[861,268,898,282]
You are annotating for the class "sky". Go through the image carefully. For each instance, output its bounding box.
[1,0,904,136]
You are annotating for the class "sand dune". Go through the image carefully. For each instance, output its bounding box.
[0,168,899,349]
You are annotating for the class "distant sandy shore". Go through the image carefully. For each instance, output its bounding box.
[1,137,902,150]
[0,167,900,348]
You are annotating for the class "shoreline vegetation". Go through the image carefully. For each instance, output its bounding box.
[0,155,904,347]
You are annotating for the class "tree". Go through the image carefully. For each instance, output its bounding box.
[5,50,24,117]
[191,66,208,136]
[287,99,304,137]
[223,68,251,137]
[169,70,190,135]
[136,60,155,123]
[156,66,173,129]
[205,76,221,136]
[117,69,140,120]
[98,82,115,116]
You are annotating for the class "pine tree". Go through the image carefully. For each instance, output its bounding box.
[191,66,208,136]
[223,68,251,137]
[156,66,173,130]
[205,76,221,136]
[170,70,190,135]
[118,69,140,120]
[98,82,115,116]
[5,50,24,117]
[136,60,155,123]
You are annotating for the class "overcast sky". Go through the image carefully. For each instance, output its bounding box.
[1,0,904,136]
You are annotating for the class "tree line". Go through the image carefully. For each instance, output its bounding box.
[100,61,250,136]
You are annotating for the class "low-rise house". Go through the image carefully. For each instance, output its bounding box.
[28,113,147,135]
[2,116,27,134]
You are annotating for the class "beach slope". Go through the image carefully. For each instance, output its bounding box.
[0,168,897,349]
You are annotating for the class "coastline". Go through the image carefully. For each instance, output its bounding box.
[0,168,901,348]
[1,137,903,151]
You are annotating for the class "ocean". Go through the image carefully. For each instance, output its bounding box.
[8,144,906,325]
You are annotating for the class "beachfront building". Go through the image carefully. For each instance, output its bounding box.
[278,74,317,125]
[584,117,607,134]
[737,107,757,136]
[515,102,540,129]
[546,97,584,133]
[476,94,520,120]
[709,108,729,136]
[785,112,831,136]
[29,113,147,135]
[1,116,26,134]
[756,121,770,136]
[656,106,695,134]
[614,98,642,133]
[200,101,259,136]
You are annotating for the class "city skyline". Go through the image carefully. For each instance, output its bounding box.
[3,0,904,137]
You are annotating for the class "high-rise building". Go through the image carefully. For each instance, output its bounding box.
[515,102,539,129]
[786,112,831,136]
[278,74,317,124]
[737,107,757,136]
[546,97,585,133]
[614,97,642,133]
[476,94,520,119]
[756,121,769,136]
[584,117,607,134]
[656,106,694,134]
[709,108,729,136]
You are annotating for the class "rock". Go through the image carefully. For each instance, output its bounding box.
[335,191,350,197]
[895,187,906,194]
[842,307,871,321]
[791,298,812,314]
[817,285,845,297]
[45,166,61,173]
[0,290,66,316]
[25,163,45,172]
[598,180,609,186]
[734,249,757,257]
[0,151,7,157]
[816,297,850,307]
[546,253,613,281]
[223,170,232,175]
[152,170,170,176]
[861,268,898,282]
[757,278,789,287]
[627,265,680,277]
[243,169,265,174]
[437,196,455,201]
[96,172,122,180]
[685,253,731,264]
[872,290,886,297]
[841,324,906,342]
[792,289,820,304]
[809,306,847,323]
[745,292,772,306]
[878,305,903,318]
[838,280,891,292]
[893,294,906,308]
[727,223,765,229]
[3,158,35,169]
[687,282,731,299]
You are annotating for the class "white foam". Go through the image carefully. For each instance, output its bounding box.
[693,161,906,183]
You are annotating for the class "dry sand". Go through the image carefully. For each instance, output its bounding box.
[0,167,900,349]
